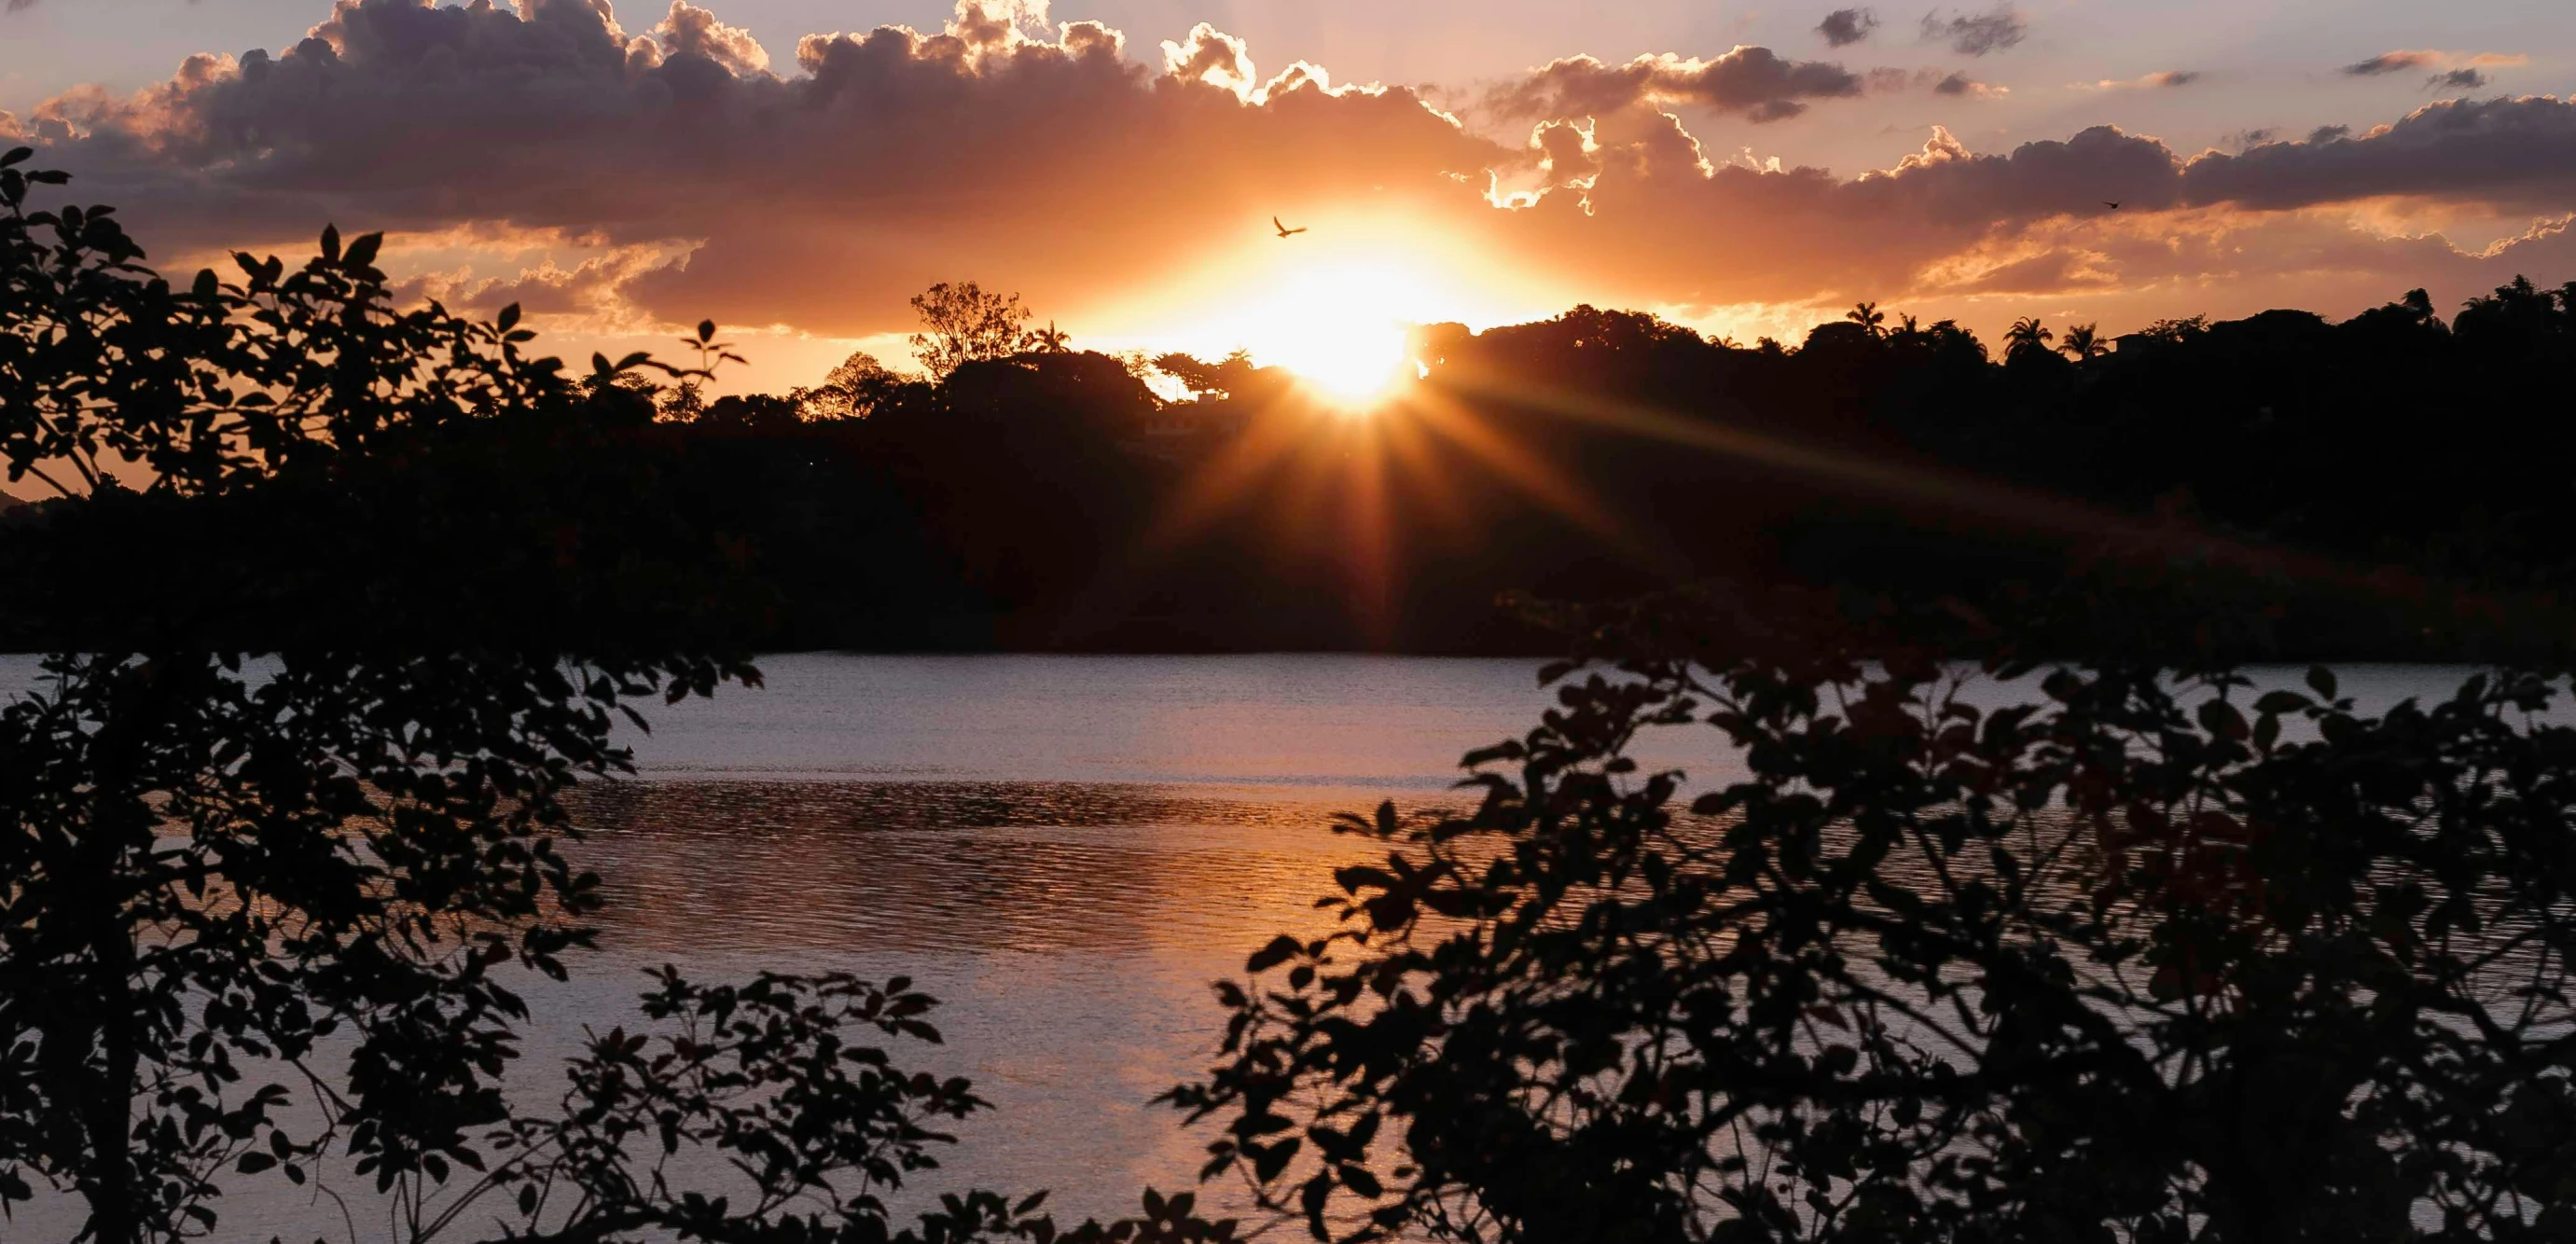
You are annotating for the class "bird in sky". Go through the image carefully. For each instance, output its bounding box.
[1273,216,1308,238]
[2102,200,2121,210]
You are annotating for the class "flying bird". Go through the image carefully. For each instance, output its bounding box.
[2102,200,2122,210]
[1273,216,1308,239]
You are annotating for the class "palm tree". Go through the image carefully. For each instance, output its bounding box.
[2003,316,2054,359]
[1028,320,1072,352]
[1846,300,1887,339]
[2060,323,2106,359]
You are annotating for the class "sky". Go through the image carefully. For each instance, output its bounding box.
[2,0,2570,390]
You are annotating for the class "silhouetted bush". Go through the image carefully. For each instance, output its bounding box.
[1175,586,2576,1241]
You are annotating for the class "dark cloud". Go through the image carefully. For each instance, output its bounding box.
[2309,124,2351,144]
[1920,6,2025,57]
[2150,70,2198,88]
[1816,8,1878,48]
[2182,95,2576,214]
[2431,68,2486,90]
[1489,47,1864,123]
[2344,49,2439,76]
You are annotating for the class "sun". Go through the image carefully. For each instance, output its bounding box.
[1229,263,1420,408]
[1097,220,1558,411]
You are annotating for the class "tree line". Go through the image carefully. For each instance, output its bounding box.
[88,257,2549,661]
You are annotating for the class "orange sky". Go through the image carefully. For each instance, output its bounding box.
[4,0,2571,391]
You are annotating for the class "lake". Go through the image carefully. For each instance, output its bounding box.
[571,654,1564,1229]
[0,654,2500,1238]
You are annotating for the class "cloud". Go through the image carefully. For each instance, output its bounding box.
[2344,49,2441,77]
[2087,70,2199,90]
[2182,96,2576,214]
[1161,22,1259,97]
[1490,47,1865,123]
[2431,68,2487,91]
[652,1,769,76]
[16,0,2576,354]
[2343,49,2525,79]
[1816,8,1878,48]
[1929,71,2006,100]
[1920,6,2026,57]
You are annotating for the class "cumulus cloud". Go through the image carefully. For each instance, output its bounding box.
[652,1,769,76]
[1921,6,2026,57]
[1490,47,1865,123]
[1161,22,1259,97]
[1816,8,1878,48]
[17,0,2576,350]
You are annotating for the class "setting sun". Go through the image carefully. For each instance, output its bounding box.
[1101,221,1555,414]
[1226,261,1422,409]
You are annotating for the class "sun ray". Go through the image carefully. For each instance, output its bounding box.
[1398,384,1655,561]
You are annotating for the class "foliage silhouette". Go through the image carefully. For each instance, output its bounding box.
[2001,315,2054,361]
[0,151,1231,1244]
[909,281,1046,382]
[1170,585,2576,1241]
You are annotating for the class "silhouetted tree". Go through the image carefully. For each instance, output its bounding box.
[909,280,1040,381]
[1845,300,1886,339]
[794,348,907,421]
[2001,314,2055,360]
[2060,321,2105,358]
[2138,313,2210,344]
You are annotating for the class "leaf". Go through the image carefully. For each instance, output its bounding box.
[2253,690,2311,714]
[2306,666,2338,700]
[0,147,29,168]
[698,319,717,343]
[1246,934,1302,974]
[320,225,340,264]
[497,302,521,332]
[236,1152,277,1174]
[343,231,382,269]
